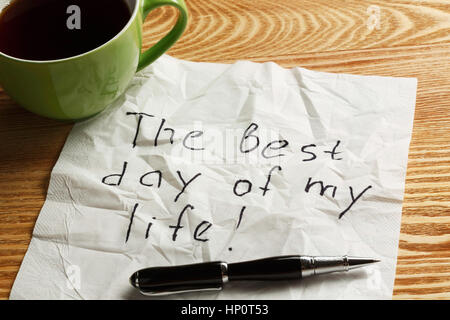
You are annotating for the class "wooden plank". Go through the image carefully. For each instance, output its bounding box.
[145,0,450,58]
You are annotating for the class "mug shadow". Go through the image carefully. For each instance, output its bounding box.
[0,88,73,197]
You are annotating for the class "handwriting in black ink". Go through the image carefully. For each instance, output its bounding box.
[301,144,317,162]
[140,170,162,188]
[240,123,260,153]
[304,177,337,198]
[145,222,152,239]
[194,221,212,242]
[183,131,205,151]
[102,161,128,186]
[262,140,289,159]
[174,171,202,202]
[233,179,252,197]
[126,112,154,148]
[154,118,175,147]
[236,206,246,229]
[339,185,372,219]
[260,165,282,196]
[125,203,139,243]
[169,204,194,241]
[324,140,343,160]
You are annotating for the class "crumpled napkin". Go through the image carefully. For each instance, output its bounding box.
[10,55,417,299]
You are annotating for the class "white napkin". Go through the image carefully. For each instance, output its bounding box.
[10,55,417,299]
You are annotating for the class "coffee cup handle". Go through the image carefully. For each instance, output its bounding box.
[137,0,188,72]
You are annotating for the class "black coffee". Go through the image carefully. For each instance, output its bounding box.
[0,0,132,60]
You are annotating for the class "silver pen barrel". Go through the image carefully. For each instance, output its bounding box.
[300,255,380,277]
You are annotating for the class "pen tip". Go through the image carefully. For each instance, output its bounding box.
[347,257,380,270]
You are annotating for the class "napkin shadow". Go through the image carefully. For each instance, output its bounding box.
[121,269,369,300]
[0,96,73,196]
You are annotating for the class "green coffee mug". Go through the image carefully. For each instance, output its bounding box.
[0,0,188,120]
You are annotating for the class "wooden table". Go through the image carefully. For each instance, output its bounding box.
[0,0,449,299]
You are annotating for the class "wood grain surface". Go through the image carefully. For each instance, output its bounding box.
[0,0,449,299]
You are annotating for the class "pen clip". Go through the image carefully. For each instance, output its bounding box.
[139,286,223,297]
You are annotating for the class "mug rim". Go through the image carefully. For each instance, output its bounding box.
[0,0,139,64]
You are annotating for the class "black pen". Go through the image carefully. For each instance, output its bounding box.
[129,255,380,296]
